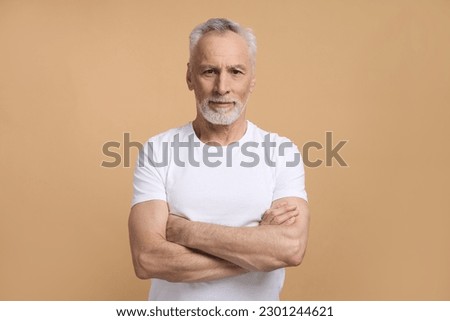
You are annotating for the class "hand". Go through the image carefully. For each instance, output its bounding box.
[260,202,299,226]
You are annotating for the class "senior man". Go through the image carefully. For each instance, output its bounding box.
[129,18,310,300]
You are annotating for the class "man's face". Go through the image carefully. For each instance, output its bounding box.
[187,30,256,125]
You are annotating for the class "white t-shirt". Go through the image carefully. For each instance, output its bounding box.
[132,120,307,300]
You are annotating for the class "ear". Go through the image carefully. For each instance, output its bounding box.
[249,75,256,93]
[186,63,194,91]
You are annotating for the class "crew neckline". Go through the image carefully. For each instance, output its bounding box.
[189,120,252,147]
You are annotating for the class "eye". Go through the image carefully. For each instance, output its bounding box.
[202,69,215,75]
[230,68,244,75]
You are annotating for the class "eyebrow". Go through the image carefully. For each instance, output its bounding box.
[199,64,250,73]
[228,64,247,70]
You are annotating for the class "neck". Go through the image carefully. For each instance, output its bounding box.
[192,116,247,146]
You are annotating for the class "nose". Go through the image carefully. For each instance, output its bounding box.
[214,72,230,96]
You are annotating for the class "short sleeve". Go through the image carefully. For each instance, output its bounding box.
[131,139,167,207]
[272,138,308,202]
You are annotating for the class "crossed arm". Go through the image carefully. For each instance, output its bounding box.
[128,197,309,282]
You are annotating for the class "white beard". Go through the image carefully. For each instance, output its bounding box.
[198,97,246,125]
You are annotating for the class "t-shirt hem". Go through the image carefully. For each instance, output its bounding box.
[272,191,308,203]
[131,195,167,208]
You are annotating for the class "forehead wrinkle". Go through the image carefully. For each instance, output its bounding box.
[194,54,252,73]
[191,31,252,68]
[198,63,249,69]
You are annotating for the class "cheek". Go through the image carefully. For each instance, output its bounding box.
[194,77,209,89]
[194,87,207,99]
[194,81,215,98]
[238,83,253,99]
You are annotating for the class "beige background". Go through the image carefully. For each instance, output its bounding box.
[1,0,449,300]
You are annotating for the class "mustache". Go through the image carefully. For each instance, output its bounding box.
[207,97,237,104]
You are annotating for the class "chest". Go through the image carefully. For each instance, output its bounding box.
[166,161,275,227]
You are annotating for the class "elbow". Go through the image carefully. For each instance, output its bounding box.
[254,244,306,272]
[284,240,307,267]
[133,252,155,280]
[135,269,150,280]
[287,250,305,267]
[134,251,184,282]
[134,260,150,280]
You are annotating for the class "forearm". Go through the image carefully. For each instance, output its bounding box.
[129,200,247,283]
[167,198,310,272]
[170,222,302,272]
[134,236,247,282]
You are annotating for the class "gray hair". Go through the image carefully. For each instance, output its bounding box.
[189,18,257,66]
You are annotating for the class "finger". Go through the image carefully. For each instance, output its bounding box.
[268,205,297,217]
[261,205,297,224]
[260,203,299,224]
[274,202,287,209]
[283,216,296,226]
[261,208,299,226]
[269,211,299,225]
[273,204,297,214]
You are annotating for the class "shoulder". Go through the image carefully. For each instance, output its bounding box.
[247,121,298,147]
[145,123,192,145]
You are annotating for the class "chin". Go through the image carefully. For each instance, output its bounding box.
[202,108,243,125]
